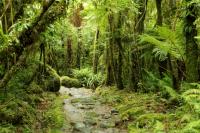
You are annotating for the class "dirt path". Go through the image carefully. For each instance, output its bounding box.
[59,86,127,133]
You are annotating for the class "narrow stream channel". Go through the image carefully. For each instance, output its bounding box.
[59,86,127,133]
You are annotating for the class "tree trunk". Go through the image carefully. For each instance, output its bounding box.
[155,0,168,77]
[106,14,115,85]
[0,0,67,89]
[131,0,148,91]
[116,13,124,90]
[184,2,198,82]
[156,0,162,26]
[66,38,73,75]
[93,29,100,74]
[76,29,82,69]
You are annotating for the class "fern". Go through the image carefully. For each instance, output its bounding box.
[182,120,200,133]
[182,89,200,114]
[0,28,8,47]
[140,26,185,61]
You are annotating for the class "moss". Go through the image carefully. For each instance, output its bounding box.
[6,64,37,91]
[60,76,81,88]
[43,65,61,92]
[41,94,67,131]
[0,64,5,79]
[26,82,43,94]
[0,123,16,133]
[0,99,36,125]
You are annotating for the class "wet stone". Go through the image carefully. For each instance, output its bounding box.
[84,118,97,126]
[111,109,119,115]
[73,122,86,131]
[79,105,94,109]
[99,120,115,128]
[60,86,127,133]
[102,114,111,119]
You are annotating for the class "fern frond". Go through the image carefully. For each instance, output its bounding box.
[182,120,200,133]
[140,26,185,61]
[183,89,200,96]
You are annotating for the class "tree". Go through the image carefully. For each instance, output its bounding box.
[131,0,148,91]
[184,0,199,82]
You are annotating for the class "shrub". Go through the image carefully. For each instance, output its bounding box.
[0,99,36,125]
[60,76,81,88]
[26,82,43,94]
[72,68,104,88]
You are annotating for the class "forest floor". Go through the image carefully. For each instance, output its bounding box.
[58,86,194,133]
[59,86,127,133]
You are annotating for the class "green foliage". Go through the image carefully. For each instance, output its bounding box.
[0,65,5,78]
[72,68,105,88]
[182,120,200,133]
[0,123,16,133]
[61,76,81,88]
[0,28,8,45]
[96,87,170,132]
[26,82,43,94]
[42,94,65,130]
[140,26,185,61]
[42,65,61,92]
[7,65,37,91]
[0,98,36,125]
[182,87,200,114]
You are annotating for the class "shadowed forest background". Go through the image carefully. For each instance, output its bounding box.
[0,0,200,132]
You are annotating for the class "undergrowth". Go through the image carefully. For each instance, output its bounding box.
[96,86,200,133]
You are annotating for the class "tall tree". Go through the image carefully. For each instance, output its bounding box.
[131,0,148,91]
[184,0,199,82]
[155,0,168,77]
[70,3,84,69]
[93,29,100,74]
[115,13,124,90]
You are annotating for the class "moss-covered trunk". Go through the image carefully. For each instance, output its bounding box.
[184,2,199,82]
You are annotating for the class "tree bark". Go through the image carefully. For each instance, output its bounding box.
[116,13,124,90]
[76,28,82,69]
[0,0,67,89]
[93,29,99,74]
[131,0,148,91]
[184,2,198,82]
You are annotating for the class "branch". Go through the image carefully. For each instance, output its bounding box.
[0,0,67,89]
[0,0,11,20]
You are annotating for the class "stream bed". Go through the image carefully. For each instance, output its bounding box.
[59,86,127,133]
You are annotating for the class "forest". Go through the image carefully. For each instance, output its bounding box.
[0,0,200,132]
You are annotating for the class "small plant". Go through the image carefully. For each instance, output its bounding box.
[72,68,105,88]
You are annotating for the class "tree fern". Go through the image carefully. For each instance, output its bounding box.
[140,26,185,61]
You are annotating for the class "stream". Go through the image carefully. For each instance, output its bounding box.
[59,86,127,133]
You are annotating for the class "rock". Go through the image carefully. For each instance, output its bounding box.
[99,120,115,128]
[43,65,61,92]
[84,118,97,126]
[92,129,105,133]
[61,76,81,88]
[71,98,81,103]
[79,105,94,109]
[112,115,121,126]
[73,122,86,131]
[102,114,111,119]
[105,128,120,133]
[111,109,119,115]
